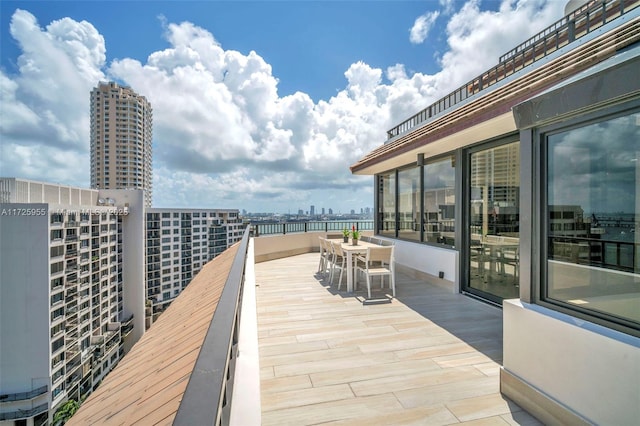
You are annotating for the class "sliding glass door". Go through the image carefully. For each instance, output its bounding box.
[466,140,520,303]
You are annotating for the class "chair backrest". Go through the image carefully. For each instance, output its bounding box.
[331,240,344,256]
[319,237,328,253]
[367,246,393,263]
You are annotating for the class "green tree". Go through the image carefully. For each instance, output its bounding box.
[53,399,79,425]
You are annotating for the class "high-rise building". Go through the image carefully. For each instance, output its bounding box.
[145,208,244,325]
[310,205,315,216]
[0,178,145,425]
[90,82,153,207]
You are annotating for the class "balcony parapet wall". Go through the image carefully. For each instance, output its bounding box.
[253,231,373,263]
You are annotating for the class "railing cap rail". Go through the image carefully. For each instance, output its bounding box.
[173,226,251,426]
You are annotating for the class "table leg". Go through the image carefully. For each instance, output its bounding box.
[346,251,353,292]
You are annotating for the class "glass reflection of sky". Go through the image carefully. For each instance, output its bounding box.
[425,155,455,190]
[548,113,639,215]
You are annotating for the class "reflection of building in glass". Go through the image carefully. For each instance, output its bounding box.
[470,142,520,237]
[548,205,608,266]
[549,205,585,235]
[470,143,520,207]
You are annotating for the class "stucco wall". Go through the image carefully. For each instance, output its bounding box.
[502,299,640,425]
[100,189,146,352]
[0,204,50,415]
[382,238,458,291]
[253,231,372,263]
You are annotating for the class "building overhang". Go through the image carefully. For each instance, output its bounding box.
[352,10,640,176]
[352,112,516,175]
[513,42,640,129]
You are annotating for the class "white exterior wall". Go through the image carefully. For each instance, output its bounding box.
[503,300,640,425]
[378,237,458,290]
[0,180,147,422]
[0,204,50,421]
[100,189,145,352]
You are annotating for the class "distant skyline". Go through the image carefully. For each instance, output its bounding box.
[0,1,567,213]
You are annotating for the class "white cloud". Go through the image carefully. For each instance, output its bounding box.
[439,0,565,87]
[1,1,567,212]
[409,11,440,44]
[0,9,105,184]
[440,0,456,15]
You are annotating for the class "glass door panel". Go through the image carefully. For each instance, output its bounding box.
[467,141,520,302]
[378,172,396,237]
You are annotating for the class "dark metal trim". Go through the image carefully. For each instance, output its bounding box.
[173,226,251,426]
[460,133,521,305]
[519,129,534,304]
[513,45,640,129]
[534,101,640,337]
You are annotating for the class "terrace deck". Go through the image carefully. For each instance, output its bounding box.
[256,253,540,425]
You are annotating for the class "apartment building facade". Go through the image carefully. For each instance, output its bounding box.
[0,178,145,426]
[90,82,153,207]
[145,208,244,324]
[351,0,639,423]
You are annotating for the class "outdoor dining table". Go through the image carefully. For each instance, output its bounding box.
[340,240,384,292]
[480,239,519,275]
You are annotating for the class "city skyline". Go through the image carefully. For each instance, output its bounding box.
[0,1,567,213]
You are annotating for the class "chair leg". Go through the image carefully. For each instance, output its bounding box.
[354,266,358,291]
[391,273,395,297]
[328,256,335,284]
[366,274,371,299]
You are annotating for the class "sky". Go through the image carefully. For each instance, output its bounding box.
[0,0,567,213]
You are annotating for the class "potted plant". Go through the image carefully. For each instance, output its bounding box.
[342,228,350,243]
[350,225,361,245]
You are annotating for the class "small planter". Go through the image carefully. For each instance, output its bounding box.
[343,236,349,243]
[352,238,359,246]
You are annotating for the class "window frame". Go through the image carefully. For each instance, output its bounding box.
[423,152,458,247]
[374,150,458,249]
[535,102,640,337]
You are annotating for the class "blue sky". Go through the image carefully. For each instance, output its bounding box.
[2,1,452,101]
[0,0,565,213]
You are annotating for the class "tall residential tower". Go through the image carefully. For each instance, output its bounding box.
[90,82,153,207]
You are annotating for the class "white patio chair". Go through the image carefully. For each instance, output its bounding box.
[355,245,395,298]
[328,240,347,290]
[317,237,331,275]
[499,246,519,283]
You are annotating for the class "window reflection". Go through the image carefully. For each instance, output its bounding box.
[378,172,395,237]
[398,167,420,241]
[424,155,456,245]
[468,142,520,301]
[546,112,640,325]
